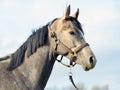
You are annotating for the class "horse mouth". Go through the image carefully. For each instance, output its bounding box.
[84,67,90,71]
[82,65,95,71]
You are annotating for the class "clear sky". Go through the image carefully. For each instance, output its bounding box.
[0,0,120,90]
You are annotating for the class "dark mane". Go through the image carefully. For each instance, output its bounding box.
[7,23,49,71]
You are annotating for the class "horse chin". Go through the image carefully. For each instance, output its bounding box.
[76,58,95,71]
[82,65,95,71]
[83,66,90,71]
[76,59,90,71]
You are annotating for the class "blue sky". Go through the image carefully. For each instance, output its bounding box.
[0,0,120,90]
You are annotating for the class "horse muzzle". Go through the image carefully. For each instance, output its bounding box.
[76,46,97,71]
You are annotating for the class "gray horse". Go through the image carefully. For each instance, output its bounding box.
[0,5,96,90]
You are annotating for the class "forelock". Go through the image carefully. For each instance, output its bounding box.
[64,16,84,34]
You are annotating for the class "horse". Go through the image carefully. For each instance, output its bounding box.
[0,5,96,90]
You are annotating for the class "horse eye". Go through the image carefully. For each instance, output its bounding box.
[69,31,75,35]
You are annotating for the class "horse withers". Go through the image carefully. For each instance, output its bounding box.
[0,5,96,90]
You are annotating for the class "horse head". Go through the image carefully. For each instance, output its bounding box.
[48,5,96,71]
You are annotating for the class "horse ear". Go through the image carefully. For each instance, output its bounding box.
[63,5,71,19]
[73,8,79,19]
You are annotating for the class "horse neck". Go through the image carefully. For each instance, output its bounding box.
[17,46,57,89]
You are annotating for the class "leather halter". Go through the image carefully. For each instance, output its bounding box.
[50,30,89,67]
[50,31,89,90]
[48,18,89,66]
[48,19,89,90]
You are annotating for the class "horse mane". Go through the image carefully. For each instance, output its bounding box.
[7,23,49,71]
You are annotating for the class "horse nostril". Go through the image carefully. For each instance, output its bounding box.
[89,56,95,64]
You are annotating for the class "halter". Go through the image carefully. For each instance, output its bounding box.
[50,31,89,67]
[49,18,89,66]
[49,19,89,90]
